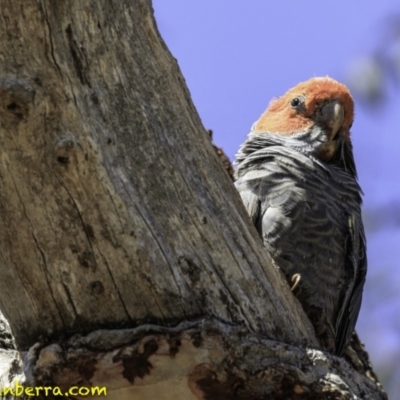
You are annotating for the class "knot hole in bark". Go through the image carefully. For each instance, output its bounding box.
[0,79,35,125]
[53,135,82,167]
[178,256,201,286]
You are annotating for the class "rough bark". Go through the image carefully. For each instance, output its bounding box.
[0,0,386,398]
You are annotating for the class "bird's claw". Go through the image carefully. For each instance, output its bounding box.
[290,273,301,291]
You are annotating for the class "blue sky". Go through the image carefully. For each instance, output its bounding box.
[153,1,400,394]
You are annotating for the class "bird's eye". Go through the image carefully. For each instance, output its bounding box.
[291,97,301,108]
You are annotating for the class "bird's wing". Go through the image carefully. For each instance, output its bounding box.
[234,159,297,244]
[334,213,367,356]
[234,169,264,233]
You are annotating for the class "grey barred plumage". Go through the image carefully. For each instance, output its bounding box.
[234,77,367,356]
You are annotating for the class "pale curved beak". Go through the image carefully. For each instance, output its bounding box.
[321,100,344,140]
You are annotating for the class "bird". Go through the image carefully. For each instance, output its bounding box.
[234,77,367,356]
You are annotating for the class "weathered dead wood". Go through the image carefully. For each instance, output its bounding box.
[0,0,387,398]
[14,319,383,400]
[0,0,313,351]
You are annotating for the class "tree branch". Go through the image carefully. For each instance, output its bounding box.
[0,0,387,398]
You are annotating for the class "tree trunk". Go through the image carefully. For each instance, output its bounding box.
[0,1,387,398]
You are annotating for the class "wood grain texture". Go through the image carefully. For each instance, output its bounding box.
[0,2,387,398]
[0,0,314,350]
[27,319,387,400]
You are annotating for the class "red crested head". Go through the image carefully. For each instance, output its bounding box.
[254,77,355,164]
[255,77,353,138]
